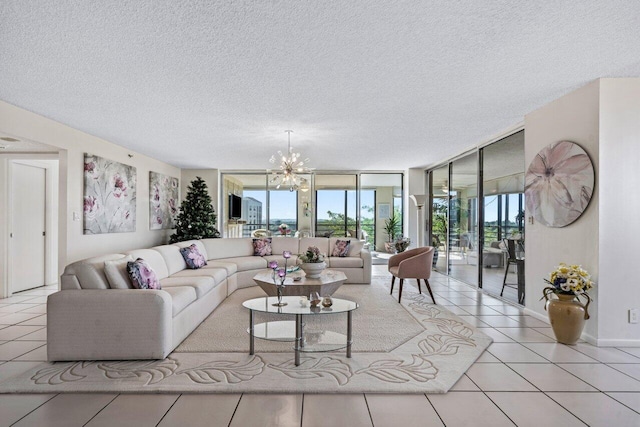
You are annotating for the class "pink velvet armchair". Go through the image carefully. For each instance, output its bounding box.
[388,246,436,304]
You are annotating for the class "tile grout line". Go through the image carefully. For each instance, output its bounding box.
[81,393,120,426]
[154,393,182,427]
[362,393,374,427]
[9,393,58,426]
[227,393,244,427]
[423,393,446,426]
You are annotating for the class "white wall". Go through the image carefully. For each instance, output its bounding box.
[597,78,640,345]
[0,101,181,276]
[523,80,601,341]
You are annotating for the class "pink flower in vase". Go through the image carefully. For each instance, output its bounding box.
[277,267,287,285]
[268,260,278,270]
[283,251,291,259]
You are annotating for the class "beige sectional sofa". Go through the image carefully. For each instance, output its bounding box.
[48,237,371,361]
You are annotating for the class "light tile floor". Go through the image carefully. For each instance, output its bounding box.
[0,266,639,426]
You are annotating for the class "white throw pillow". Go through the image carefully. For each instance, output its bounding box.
[104,255,134,289]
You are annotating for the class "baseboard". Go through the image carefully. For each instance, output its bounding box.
[522,308,639,347]
[523,307,550,324]
[594,338,640,347]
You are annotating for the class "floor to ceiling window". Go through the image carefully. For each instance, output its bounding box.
[314,174,357,238]
[221,172,403,247]
[430,165,449,273]
[481,131,525,302]
[449,153,478,287]
[427,130,525,305]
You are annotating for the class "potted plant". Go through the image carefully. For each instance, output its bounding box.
[298,246,326,278]
[384,213,400,253]
[278,223,291,236]
[542,263,595,345]
[394,235,411,253]
[431,236,440,267]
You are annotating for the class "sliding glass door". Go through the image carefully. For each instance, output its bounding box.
[430,165,449,273]
[427,130,525,305]
[449,153,478,286]
[481,131,525,302]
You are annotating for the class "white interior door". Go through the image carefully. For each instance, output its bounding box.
[10,163,46,293]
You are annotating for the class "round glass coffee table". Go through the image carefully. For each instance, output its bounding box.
[242,296,359,366]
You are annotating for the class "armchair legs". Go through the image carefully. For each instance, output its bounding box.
[390,277,436,305]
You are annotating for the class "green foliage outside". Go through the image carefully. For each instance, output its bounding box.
[169,177,220,243]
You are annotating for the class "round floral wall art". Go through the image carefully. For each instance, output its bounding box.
[525,141,595,228]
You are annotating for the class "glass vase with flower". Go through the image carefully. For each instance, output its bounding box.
[269,250,292,306]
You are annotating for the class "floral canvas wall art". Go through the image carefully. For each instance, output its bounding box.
[525,140,594,228]
[84,154,137,234]
[149,172,179,230]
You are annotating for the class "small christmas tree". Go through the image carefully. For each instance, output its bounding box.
[169,177,220,243]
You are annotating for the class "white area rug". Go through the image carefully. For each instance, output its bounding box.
[0,279,492,394]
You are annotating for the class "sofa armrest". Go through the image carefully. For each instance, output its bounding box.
[47,290,173,361]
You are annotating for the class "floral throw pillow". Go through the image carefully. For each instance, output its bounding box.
[180,244,207,269]
[332,239,351,257]
[126,258,161,290]
[252,238,273,256]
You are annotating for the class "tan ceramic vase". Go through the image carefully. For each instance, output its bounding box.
[543,288,591,345]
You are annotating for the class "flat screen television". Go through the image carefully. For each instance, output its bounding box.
[229,194,242,220]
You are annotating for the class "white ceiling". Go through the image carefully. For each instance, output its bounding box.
[1,1,639,170]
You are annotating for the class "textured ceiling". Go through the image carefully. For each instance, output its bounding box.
[1,1,639,170]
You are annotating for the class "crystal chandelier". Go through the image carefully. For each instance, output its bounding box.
[268,130,312,191]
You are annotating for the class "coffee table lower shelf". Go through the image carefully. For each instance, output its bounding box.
[244,296,357,366]
[248,320,351,352]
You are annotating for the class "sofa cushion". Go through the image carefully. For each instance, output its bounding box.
[172,267,227,285]
[162,286,197,317]
[126,249,170,279]
[299,237,329,255]
[202,238,253,259]
[180,244,207,269]
[252,238,272,256]
[127,258,162,290]
[173,240,209,261]
[271,237,300,256]
[61,254,125,290]
[160,276,216,298]
[152,245,188,276]
[329,237,363,256]
[205,260,238,276]
[219,256,268,272]
[327,257,364,268]
[331,239,351,257]
[104,255,134,289]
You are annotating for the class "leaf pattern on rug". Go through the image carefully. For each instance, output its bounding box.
[427,318,477,342]
[31,361,93,385]
[97,358,179,386]
[177,356,265,384]
[418,334,476,356]
[355,355,438,383]
[269,357,353,386]
[416,318,477,356]
[409,302,442,318]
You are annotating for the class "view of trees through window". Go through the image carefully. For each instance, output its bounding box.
[315,190,375,245]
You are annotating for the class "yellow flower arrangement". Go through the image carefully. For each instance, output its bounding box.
[546,263,594,295]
